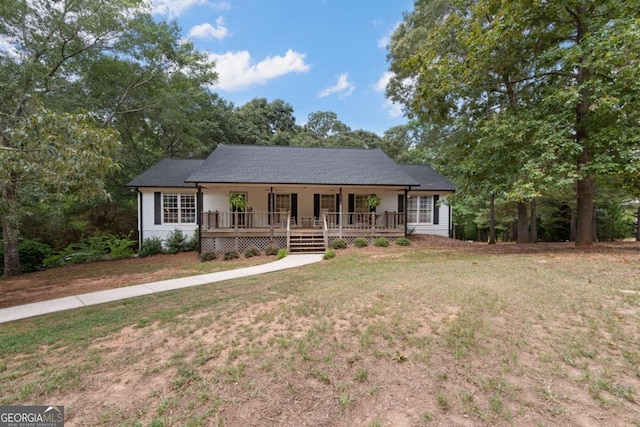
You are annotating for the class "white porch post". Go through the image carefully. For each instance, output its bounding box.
[339,187,343,238]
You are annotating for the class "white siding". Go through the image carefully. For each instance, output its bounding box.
[140,188,198,244]
[407,192,452,237]
[137,186,450,240]
[200,186,404,220]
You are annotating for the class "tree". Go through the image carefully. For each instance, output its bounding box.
[0,0,216,275]
[301,111,351,146]
[234,98,299,146]
[388,0,640,246]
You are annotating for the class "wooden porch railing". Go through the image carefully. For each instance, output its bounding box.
[201,211,405,230]
[202,211,291,229]
[324,211,405,230]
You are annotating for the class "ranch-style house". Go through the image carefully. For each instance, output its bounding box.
[127,144,456,254]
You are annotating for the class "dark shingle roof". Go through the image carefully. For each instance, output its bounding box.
[126,159,204,188]
[185,145,418,186]
[399,164,457,192]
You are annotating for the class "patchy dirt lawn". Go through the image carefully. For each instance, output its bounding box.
[0,251,272,308]
[1,237,640,427]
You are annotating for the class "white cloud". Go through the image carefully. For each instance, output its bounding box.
[208,49,310,91]
[373,71,394,93]
[373,71,404,118]
[152,0,230,19]
[378,21,400,49]
[318,73,355,99]
[189,17,229,40]
[382,99,404,118]
[0,36,20,59]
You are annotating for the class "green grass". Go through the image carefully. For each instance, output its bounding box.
[1,245,639,425]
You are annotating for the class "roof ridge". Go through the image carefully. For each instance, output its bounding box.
[218,144,383,151]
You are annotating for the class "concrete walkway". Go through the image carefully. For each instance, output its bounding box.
[0,254,324,324]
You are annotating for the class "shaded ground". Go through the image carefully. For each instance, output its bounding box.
[0,251,272,308]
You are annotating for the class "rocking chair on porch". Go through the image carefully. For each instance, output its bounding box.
[314,209,328,228]
[279,210,296,228]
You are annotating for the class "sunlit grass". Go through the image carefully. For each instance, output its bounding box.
[1,245,639,425]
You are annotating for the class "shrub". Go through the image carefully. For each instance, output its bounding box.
[276,249,287,260]
[0,239,52,274]
[373,237,389,247]
[165,229,188,254]
[354,237,368,248]
[323,249,336,260]
[200,252,217,262]
[184,229,199,252]
[265,244,280,256]
[224,250,239,260]
[139,237,164,258]
[244,247,260,258]
[101,234,136,260]
[330,239,347,250]
[395,237,411,246]
[19,240,52,272]
[44,233,135,267]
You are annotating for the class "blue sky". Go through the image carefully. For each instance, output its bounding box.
[151,0,414,136]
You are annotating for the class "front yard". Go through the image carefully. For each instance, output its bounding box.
[1,239,639,426]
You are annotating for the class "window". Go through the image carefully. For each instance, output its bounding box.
[354,194,369,213]
[407,195,433,224]
[163,193,196,224]
[320,194,336,212]
[275,194,290,212]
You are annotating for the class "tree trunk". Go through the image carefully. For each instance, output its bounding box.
[530,199,538,243]
[570,209,577,242]
[488,193,496,244]
[510,221,517,242]
[575,175,594,246]
[2,174,21,277]
[636,207,640,242]
[574,10,594,247]
[516,202,529,243]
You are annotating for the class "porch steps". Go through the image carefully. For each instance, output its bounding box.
[289,230,326,253]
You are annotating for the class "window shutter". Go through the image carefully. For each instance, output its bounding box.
[335,194,341,224]
[348,194,355,224]
[267,193,273,225]
[154,192,162,225]
[197,192,203,225]
[433,195,440,224]
[313,194,320,218]
[397,194,405,212]
[291,193,298,221]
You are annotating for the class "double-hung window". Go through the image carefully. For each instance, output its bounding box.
[407,195,433,224]
[320,194,336,212]
[354,194,369,213]
[163,193,196,224]
[274,194,291,212]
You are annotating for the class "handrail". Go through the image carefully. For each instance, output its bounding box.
[286,211,291,250]
[322,211,329,249]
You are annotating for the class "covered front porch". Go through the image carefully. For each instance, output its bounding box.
[199,210,406,254]
[197,183,408,254]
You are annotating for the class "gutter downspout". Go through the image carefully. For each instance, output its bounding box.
[449,196,453,239]
[197,185,203,255]
[137,189,143,250]
[404,187,409,237]
[339,187,343,239]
